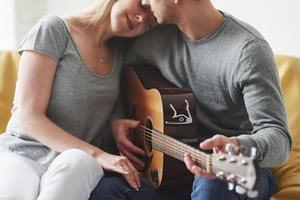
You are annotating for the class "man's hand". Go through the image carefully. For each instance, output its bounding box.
[112,119,146,170]
[184,134,238,177]
[184,153,216,178]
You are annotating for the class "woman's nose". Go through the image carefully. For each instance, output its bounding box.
[135,14,144,23]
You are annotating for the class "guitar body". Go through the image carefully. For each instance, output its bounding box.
[122,66,199,188]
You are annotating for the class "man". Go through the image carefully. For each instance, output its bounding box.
[91,0,291,199]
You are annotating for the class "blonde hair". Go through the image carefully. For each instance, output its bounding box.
[72,0,117,28]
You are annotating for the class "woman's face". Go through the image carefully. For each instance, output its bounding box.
[110,0,157,37]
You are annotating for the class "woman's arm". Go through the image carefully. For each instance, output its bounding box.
[16,51,140,189]
[17,51,101,156]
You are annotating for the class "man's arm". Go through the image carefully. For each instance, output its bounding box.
[234,39,291,168]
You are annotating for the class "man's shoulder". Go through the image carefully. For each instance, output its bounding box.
[137,25,178,41]
[224,13,265,42]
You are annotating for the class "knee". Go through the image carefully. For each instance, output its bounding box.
[192,177,226,200]
[256,169,278,199]
[49,149,104,181]
[0,151,41,200]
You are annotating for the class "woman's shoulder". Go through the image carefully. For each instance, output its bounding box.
[18,15,69,61]
[36,15,67,32]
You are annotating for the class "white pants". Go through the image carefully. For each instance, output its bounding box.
[0,149,104,200]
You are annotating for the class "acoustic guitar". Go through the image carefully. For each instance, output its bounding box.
[122,66,258,197]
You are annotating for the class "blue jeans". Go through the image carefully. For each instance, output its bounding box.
[89,176,165,200]
[192,169,277,200]
[89,169,277,200]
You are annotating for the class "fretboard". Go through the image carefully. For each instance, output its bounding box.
[139,126,212,173]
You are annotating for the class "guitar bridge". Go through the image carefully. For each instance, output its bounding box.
[150,169,159,185]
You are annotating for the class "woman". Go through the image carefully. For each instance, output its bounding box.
[0,0,156,199]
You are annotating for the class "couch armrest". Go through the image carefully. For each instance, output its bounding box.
[0,51,19,133]
[270,55,300,200]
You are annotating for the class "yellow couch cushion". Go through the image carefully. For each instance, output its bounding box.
[271,55,300,200]
[0,51,19,133]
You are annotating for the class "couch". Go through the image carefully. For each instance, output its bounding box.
[0,51,299,199]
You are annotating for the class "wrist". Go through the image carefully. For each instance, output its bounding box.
[89,147,104,159]
[229,136,239,147]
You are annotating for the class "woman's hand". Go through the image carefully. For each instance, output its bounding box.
[111,119,146,170]
[96,152,140,190]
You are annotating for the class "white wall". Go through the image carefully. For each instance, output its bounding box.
[0,0,16,50]
[46,0,94,16]
[1,0,300,58]
[45,0,300,58]
[14,0,47,48]
[212,0,300,58]
[0,0,94,50]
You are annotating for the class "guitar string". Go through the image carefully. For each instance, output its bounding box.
[138,129,208,169]
[138,126,208,162]
[137,126,252,188]
[137,126,211,169]
[139,125,207,159]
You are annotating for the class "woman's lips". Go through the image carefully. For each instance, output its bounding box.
[126,15,133,30]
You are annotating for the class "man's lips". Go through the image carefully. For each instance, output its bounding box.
[126,15,133,30]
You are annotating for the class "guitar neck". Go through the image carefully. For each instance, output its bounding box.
[140,126,212,173]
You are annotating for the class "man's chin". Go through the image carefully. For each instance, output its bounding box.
[157,19,167,25]
[156,17,173,25]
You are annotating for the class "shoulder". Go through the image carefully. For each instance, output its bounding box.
[145,24,178,36]
[25,14,69,44]
[133,24,179,44]
[127,24,179,56]
[34,15,67,34]
[215,12,269,54]
[18,15,69,60]
[223,12,265,41]
[219,13,273,60]
[38,15,65,28]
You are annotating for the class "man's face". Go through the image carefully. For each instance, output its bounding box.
[141,0,176,24]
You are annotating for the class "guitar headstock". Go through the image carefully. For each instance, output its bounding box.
[211,145,259,198]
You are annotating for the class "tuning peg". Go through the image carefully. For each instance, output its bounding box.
[238,178,247,185]
[247,190,259,198]
[240,159,248,166]
[225,143,237,155]
[228,182,235,191]
[238,146,246,155]
[217,154,226,161]
[229,157,237,163]
[216,171,225,179]
[250,147,257,159]
[227,174,236,181]
[235,185,247,194]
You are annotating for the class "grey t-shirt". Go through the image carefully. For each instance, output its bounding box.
[126,12,291,167]
[0,15,124,167]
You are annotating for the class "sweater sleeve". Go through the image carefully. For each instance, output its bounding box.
[234,39,292,167]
